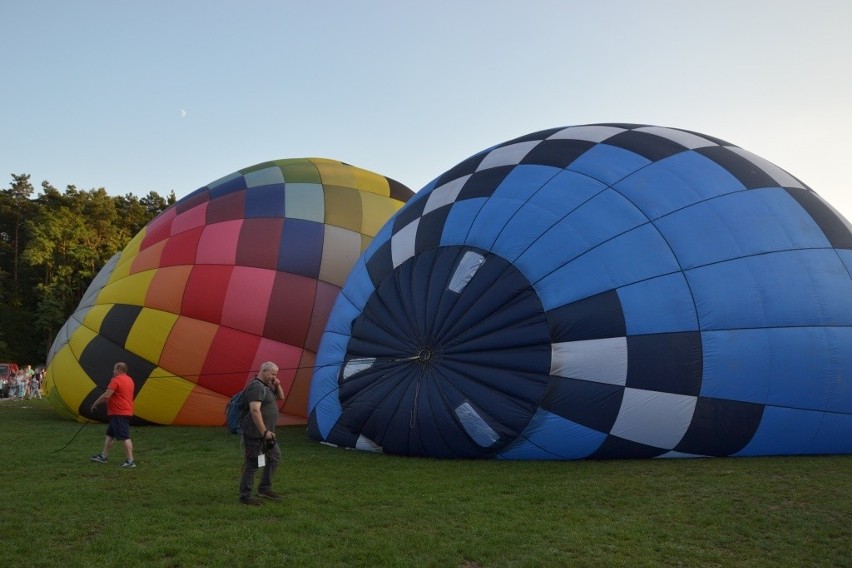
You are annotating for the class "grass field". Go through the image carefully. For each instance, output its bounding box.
[0,398,849,567]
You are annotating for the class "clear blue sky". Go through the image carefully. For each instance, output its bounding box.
[4,1,852,218]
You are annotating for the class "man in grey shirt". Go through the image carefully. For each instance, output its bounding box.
[238,361,285,505]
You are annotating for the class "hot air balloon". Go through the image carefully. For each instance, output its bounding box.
[308,124,852,459]
[45,158,413,425]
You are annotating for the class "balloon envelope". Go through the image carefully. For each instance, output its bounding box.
[46,158,413,425]
[308,124,852,459]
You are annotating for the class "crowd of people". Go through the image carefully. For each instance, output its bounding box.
[1,365,44,400]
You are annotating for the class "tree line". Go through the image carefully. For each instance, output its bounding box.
[0,174,176,365]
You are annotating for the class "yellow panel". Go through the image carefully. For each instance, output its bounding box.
[320,226,362,287]
[133,367,195,424]
[97,270,157,306]
[51,335,99,416]
[351,167,391,197]
[82,304,113,331]
[125,308,179,363]
[109,230,145,284]
[323,185,363,232]
[312,158,355,187]
[360,191,407,236]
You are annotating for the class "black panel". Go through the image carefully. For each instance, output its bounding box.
[392,192,429,232]
[520,139,596,169]
[414,205,452,254]
[675,397,765,456]
[499,127,565,145]
[626,332,703,396]
[457,166,515,201]
[540,377,624,434]
[387,177,415,202]
[77,335,157,422]
[588,435,667,459]
[366,241,394,288]
[785,188,852,249]
[100,304,143,347]
[431,152,487,189]
[695,146,779,189]
[547,290,626,342]
[603,130,688,162]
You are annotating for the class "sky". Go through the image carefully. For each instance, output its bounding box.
[3,1,852,218]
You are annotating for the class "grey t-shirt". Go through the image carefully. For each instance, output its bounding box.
[240,378,277,439]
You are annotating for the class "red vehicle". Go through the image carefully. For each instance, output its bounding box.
[0,363,20,399]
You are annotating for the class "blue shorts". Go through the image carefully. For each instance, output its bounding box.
[106,416,131,441]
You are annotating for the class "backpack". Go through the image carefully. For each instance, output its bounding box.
[226,380,256,434]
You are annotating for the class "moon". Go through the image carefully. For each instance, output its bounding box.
[180,109,187,118]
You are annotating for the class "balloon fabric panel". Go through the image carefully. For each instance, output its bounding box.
[45,158,414,426]
[308,124,852,460]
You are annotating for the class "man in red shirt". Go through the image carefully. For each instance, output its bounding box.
[89,362,136,468]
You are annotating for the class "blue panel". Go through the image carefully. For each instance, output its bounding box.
[306,361,344,440]
[499,409,606,460]
[533,223,680,310]
[336,259,375,314]
[704,327,852,411]
[491,164,563,202]
[735,406,842,456]
[838,249,852,273]
[568,144,651,186]
[209,174,247,198]
[657,188,831,270]
[700,330,772,403]
[464,197,525,251]
[619,273,698,335]
[278,219,323,278]
[244,183,286,218]
[439,198,487,246]
[614,150,745,219]
[687,250,852,330]
[510,168,607,218]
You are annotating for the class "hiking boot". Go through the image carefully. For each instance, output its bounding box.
[257,489,283,501]
[120,460,136,468]
[90,454,108,463]
[239,496,263,506]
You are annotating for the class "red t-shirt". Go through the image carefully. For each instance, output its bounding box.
[107,373,135,416]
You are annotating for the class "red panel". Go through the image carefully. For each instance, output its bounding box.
[196,219,242,265]
[236,218,283,270]
[182,265,233,323]
[304,280,341,352]
[160,226,204,267]
[171,201,209,235]
[206,191,245,224]
[199,327,262,390]
[221,266,275,335]
[141,207,177,249]
[264,272,317,346]
[250,337,303,394]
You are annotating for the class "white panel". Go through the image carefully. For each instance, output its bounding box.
[244,166,285,188]
[610,388,697,449]
[342,358,376,380]
[476,141,540,171]
[448,251,485,293]
[355,435,383,453]
[547,125,626,143]
[423,175,469,215]
[391,219,419,268]
[455,402,499,447]
[550,338,627,386]
[635,126,717,149]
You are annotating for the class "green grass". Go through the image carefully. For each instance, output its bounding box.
[1,399,849,567]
